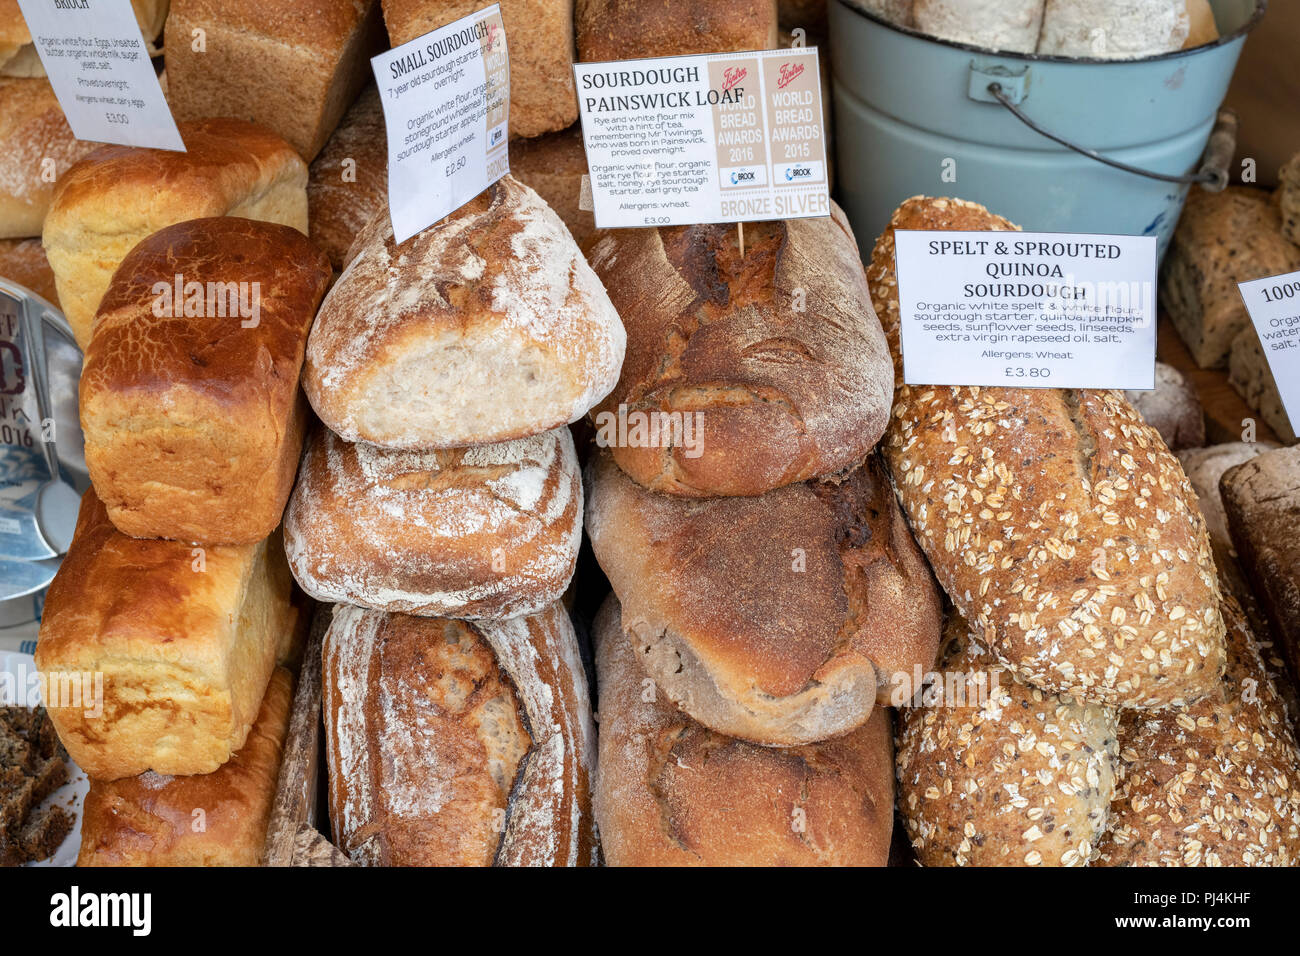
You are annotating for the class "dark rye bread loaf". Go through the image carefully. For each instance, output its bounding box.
[586,449,941,746]
[869,197,1226,709]
[593,595,894,866]
[586,205,893,497]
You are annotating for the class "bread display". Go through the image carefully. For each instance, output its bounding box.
[1229,326,1297,445]
[577,0,779,61]
[0,236,58,305]
[586,449,941,745]
[1162,186,1300,370]
[42,118,308,349]
[304,175,624,449]
[80,217,331,545]
[77,668,294,867]
[896,613,1119,867]
[34,489,296,781]
[166,0,384,162]
[593,595,895,867]
[381,0,576,139]
[322,602,597,866]
[1123,361,1206,452]
[0,77,99,239]
[285,426,581,621]
[1038,0,1189,58]
[869,197,1226,710]
[308,85,388,271]
[508,125,595,249]
[586,207,893,498]
[913,0,1046,55]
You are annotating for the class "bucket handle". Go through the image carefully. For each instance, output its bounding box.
[987,83,1235,192]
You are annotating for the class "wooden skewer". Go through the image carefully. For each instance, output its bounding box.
[737,221,745,257]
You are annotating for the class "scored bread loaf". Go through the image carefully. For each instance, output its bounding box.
[913,0,1045,54]
[304,175,625,449]
[42,118,308,349]
[77,668,294,867]
[381,1,576,139]
[508,125,595,250]
[896,612,1119,867]
[322,602,597,866]
[593,595,895,866]
[1038,0,1189,59]
[586,207,893,497]
[869,197,1226,709]
[1123,361,1205,452]
[0,237,58,305]
[586,449,941,746]
[285,425,581,621]
[1098,594,1300,866]
[166,0,385,162]
[577,0,779,61]
[1228,326,1297,444]
[308,85,388,271]
[80,217,331,545]
[34,489,295,781]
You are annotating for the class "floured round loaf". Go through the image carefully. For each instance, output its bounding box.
[585,449,941,746]
[322,602,597,866]
[593,594,894,866]
[303,175,626,449]
[896,612,1119,867]
[1038,0,1189,59]
[869,196,1226,709]
[913,0,1045,54]
[285,425,582,621]
[586,205,893,497]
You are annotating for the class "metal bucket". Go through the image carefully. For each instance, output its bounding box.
[828,0,1266,256]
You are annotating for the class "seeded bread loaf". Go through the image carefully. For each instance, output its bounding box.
[1123,361,1205,452]
[870,196,1226,709]
[896,612,1119,867]
[308,85,387,271]
[577,0,779,61]
[593,595,895,866]
[913,0,1045,54]
[586,449,942,746]
[1228,326,1297,444]
[1038,0,1189,59]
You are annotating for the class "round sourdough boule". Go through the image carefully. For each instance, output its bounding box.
[585,449,942,746]
[896,612,1120,867]
[302,175,626,449]
[284,425,582,621]
[585,204,894,498]
[592,595,895,866]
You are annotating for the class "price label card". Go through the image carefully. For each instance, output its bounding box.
[372,4,510,243]
[1238,269,1300,434]
[16,0,182,150]
[574,48,830,229]
[894,231,1158,390]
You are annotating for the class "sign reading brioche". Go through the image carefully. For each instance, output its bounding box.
[869,196,1227,709]
[303,175,625,449]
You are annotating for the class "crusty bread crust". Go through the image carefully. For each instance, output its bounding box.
[508,124,595,250]
[308,85,388,271]
[870,197,1226,709]
[577,0,778,60]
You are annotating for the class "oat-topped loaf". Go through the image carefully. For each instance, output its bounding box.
[895,612,1119,867]
[869,196,1226,709]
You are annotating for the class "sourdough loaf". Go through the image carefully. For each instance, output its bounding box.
[1038,0,1189,58]
[308,85,388,271]
[870,197,1226,709]
[577,0,779,60]
[1123,361,1205,452]
[593,595,894,866]
[1229,326,1297,444]
[508,125,595,250]
[913,0,1045,54]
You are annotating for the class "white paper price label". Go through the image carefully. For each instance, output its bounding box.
[16,0,182,151]
[1238,269,1300,435]
[372,4,510,244]
[574,48,830,229]
[894,231,1158,390]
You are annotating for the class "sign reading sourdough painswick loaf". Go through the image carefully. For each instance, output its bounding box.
[1238,269,1300,434]
[573,48,830,229]
[893,231,1159,391]
[371,4,510,243]
[15,0,182,150]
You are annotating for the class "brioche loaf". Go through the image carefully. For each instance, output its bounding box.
[77,668,294,866]
[80,217,331,545]
[0,237,57,305]
[308,85,388,271]
[1228,326,1297,444]
[870,197,1226,709]
[896,613,1119,866]
[34,489,295,780]
[508,125,595,249]
[42,118,308,349]
[381,0,576,139]
[285,425,581,621]
[1123,361,1205,452]
[323,602,597,866]
[577,0,779,60]
[593,595,894,866]
[1038,0,1189,59]
[304,175,625,449]
[586,449,941,746]
[586,206,893,497]
[913,0,1045,54]
[166,0,384,162]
